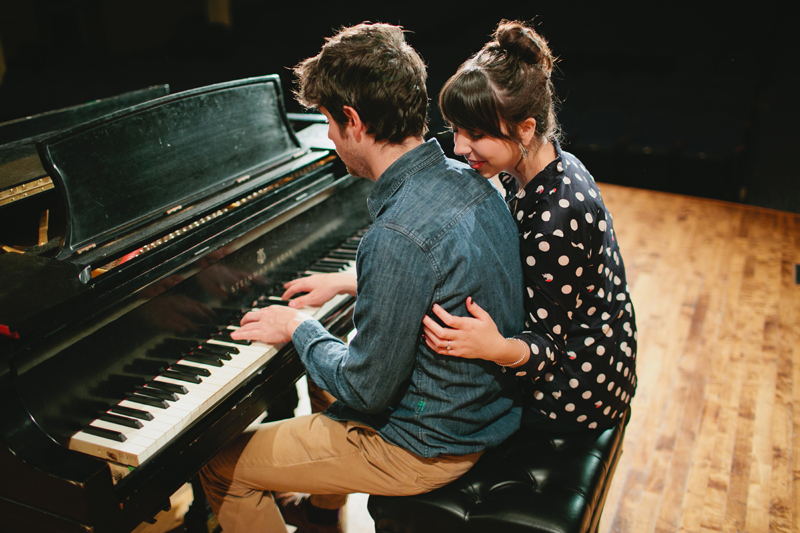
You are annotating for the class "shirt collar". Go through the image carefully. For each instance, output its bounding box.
[366,138,444,220]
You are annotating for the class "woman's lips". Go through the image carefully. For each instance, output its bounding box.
[467,159,485,170]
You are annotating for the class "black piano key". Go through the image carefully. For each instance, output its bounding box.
[182,353,224,367]
[136,387,179,402]
[195,344,237,357]
[99,413,144,429]
[211,331,251,346]
[127,394,169,409]
[161,370,203,384]
[148,380,188,394]
[307,264,344,273]
[326,251,356,260]
[110,405,154,421]
[171,363,212,377]
[84,425,127,443]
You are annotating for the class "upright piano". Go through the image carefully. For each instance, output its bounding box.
[0,75,371,532]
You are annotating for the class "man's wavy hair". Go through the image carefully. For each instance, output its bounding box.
[294,23,429,144]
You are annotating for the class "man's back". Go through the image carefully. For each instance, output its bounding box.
[299,139,525,457]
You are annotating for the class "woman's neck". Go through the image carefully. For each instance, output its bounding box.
[509,137,558,190]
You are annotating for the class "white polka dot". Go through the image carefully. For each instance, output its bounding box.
[559,199,570,208]
[575,267,583,277]
[534,390,544,400]
[527,287,534,298]
[582,390,592,399]
[569,378,579,388]
[588,422,597,429]
[570,219,578,231]
[585,213,593,223]
[517,211,523,221]
[561,285,572,294]
[557,162,564,172]
[603,406,611,415]
[558,255,569,266]
[542,211,551,222]
[597,345,606,356]
[598,220,607,231]
[575,192,585,201]
[584,337,595,346]
[549,412,557,419]
[538,361,545,371]
[581,362,592,372]
[531,344,539,355]
[517,189,526,198]
[537,308,548,319]
[616,362,623,372]
[545,373,554,382]
[601,312,611,320]
[553,324,562,335]
[526,256,536,266]
[563,177,571,184]
[587,307,596,316]
[607,381,615,391]
[577,415,587,422]
[565,403,575,412]
[539,241,550,252]
[597,373,606,383]
[553,229,564,237]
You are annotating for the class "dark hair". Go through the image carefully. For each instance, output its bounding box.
[439,20,560,147]
[293,23,429,144]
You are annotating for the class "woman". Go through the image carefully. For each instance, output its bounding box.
[422,19,637,431]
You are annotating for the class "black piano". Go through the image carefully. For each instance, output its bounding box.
[0,75,371,532]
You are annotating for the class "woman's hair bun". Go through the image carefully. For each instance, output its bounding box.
[494,20,554,74]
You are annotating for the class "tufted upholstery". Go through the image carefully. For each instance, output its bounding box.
[368,408,629,533]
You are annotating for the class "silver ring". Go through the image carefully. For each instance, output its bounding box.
[447,340,451,350]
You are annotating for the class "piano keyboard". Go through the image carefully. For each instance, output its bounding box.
[68,233,363,467]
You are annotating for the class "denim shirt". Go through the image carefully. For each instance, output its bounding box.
[293,139,524,458]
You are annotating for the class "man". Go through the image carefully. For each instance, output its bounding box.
[200,23,524,533]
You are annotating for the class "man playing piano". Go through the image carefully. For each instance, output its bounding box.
[200,22,524,533]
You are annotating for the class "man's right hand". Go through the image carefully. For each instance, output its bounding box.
[282,272,357,308]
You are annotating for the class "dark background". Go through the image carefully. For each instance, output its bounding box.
[1,0,797,213]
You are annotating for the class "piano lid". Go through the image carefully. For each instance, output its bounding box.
[37,75,303,259]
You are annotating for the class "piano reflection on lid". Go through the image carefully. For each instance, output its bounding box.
[0,75,371,533]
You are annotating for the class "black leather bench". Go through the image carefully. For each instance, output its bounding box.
[368,409,629,533]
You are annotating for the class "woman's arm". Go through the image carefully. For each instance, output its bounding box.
[422,297,530,369]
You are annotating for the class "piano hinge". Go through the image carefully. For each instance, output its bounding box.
[76,243,96,254]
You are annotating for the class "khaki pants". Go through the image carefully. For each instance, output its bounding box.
[200,411,481,532]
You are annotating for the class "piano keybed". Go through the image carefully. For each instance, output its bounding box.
[69,231,364,467]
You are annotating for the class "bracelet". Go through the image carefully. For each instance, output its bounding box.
[498,339,528,372]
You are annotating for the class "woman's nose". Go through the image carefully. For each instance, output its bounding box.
[453,132,470,156]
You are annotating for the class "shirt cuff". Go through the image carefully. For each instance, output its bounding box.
[292,318,329,359]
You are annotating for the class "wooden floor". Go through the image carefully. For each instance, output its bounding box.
[138,183,800,533]
[595,184,800,533]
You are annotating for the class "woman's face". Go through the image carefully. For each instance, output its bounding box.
[452,127,518,179]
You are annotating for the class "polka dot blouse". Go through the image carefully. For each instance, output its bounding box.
[499,141,637,430]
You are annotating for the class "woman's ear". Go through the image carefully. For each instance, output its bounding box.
[518,117,537,146]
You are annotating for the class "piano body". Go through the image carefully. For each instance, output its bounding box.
[0,75,371,532]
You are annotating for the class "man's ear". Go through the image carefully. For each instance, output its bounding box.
[342,105,365,141]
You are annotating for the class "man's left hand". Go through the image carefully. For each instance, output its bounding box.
[230,306,314,344]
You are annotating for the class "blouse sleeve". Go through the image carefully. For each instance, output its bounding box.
[507,192,594,381]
